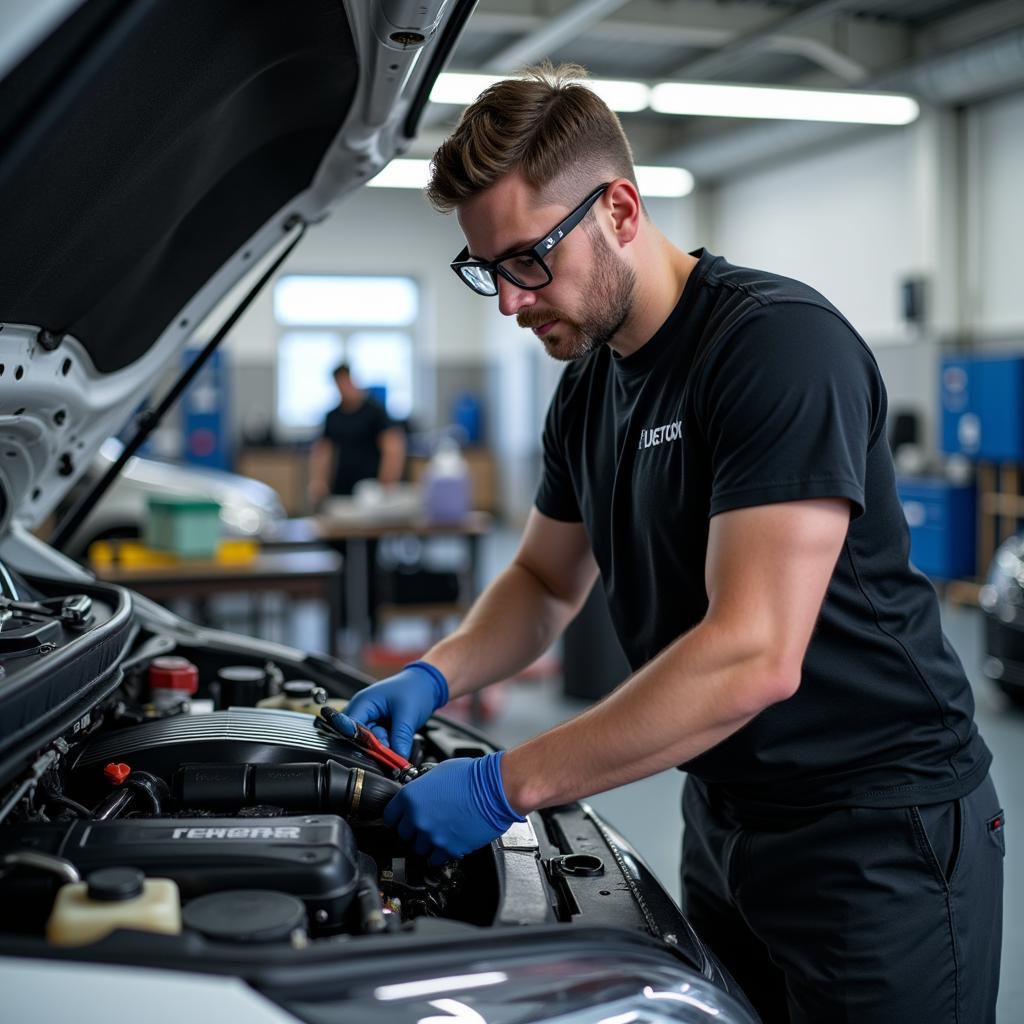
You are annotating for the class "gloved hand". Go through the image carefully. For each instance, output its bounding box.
[384,752,526,866]
[345,661,448,759]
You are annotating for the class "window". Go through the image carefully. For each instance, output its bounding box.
[274,275,417,435]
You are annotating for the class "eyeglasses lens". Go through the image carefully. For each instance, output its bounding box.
[498,255,549,288]
[460,265,497,295]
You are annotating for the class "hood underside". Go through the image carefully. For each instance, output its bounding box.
[1,0,357,376]
[0,0,466,534]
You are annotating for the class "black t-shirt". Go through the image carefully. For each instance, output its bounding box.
[537,249,990,812]
[323,398,393,496]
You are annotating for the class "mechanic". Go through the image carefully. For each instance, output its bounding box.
[307,362,405,507]
[346,64,1003,1023]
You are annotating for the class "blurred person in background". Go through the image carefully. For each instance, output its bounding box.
[308,363,405,639]
[308,363,405,507]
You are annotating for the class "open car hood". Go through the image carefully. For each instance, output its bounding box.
[0,0,470,537]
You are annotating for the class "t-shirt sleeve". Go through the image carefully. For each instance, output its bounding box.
[322,409,337,441]
[371,402,395,437]
[695,303,882,520]
[535,384,582,523]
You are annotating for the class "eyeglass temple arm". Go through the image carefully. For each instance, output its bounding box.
[539,183,611,255]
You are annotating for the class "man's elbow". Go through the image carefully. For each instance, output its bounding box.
[752,654,802,710]
[731,652,801,717]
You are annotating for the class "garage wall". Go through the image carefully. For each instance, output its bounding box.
[967,88,1024,336]
[708,129,917,346]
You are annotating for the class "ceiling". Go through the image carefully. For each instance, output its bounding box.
[413,0,1024,181]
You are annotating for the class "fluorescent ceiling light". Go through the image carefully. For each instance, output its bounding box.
[431,72,918,127]
[366,158,432,189]
[430,72,649,113]
[650,82,919,125]
[369,159,694,197]
[578,77,650,113]
[636,165,694,198]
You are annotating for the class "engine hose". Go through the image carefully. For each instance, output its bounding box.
[356,873,387,934]
[93,770,168,821]
[93,787,137,821]
[173,761,401,820]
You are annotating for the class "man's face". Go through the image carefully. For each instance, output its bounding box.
[335,373,357,402]
[457,174,636,362]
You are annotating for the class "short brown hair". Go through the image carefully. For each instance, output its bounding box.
[426,62,637,214]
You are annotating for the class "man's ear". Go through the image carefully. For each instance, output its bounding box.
[606,178,641,248]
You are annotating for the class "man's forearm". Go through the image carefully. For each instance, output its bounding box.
[308,440,332,495]
[378,430,405,485]
[500,618,799,814]
[423,561,582,699]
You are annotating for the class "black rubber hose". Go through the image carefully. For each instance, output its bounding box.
[93,787,137,821]
[46,794,93,818]
[125,771,168,814]
[174,762,401,820]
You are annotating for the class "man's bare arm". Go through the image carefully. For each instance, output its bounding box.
[499,498,852,813]
[307,438,334,507]
[377,426,405,485]
[424,508,599,699]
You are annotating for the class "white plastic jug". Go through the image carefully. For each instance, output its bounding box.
[423,439,471,523]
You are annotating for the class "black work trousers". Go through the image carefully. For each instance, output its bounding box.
[681,773,1004,1024]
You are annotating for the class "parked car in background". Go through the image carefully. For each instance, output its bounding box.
[57,439,286,559]
[981,535,1024,708]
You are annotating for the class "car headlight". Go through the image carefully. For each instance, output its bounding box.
[281,945,757,1024]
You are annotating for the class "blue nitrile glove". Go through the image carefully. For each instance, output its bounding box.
[345,661,448,759]
[383,751,526,866]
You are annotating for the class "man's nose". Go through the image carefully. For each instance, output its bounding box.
[497,276,535,317]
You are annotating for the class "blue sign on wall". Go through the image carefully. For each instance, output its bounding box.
[182,348,230,470]
[941,355,1024,462]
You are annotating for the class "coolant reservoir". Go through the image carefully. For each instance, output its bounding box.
[47,868,181,946]
[256,679,347,716]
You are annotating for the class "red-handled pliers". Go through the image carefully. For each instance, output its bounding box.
[319,707,412,772]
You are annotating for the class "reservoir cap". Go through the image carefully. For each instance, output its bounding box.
[87,867,145,902]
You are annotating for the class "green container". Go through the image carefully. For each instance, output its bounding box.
[144,496,222,558]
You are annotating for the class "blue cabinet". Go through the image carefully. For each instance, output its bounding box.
[941,355,1024,462]
[897,477,976,580]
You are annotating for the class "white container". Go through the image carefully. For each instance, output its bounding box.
[47,873,181,947]
[256,694,348,716]
[423,440,471,523]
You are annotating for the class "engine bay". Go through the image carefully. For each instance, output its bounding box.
[0,565,521,953]
[0,565,690,969]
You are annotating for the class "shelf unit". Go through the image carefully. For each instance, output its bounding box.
[943,462,1024,607]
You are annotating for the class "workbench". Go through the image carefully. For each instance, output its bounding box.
[92,548,343,655]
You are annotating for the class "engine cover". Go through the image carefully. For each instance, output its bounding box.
[1,814,361,932]
[71,707,382,802]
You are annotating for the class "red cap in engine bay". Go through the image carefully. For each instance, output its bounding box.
[104,762,131,785]
[147,656,199,693]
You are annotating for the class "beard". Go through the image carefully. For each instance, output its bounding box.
[516,231,636,362]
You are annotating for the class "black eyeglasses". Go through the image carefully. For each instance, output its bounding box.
[451,183,611,297]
